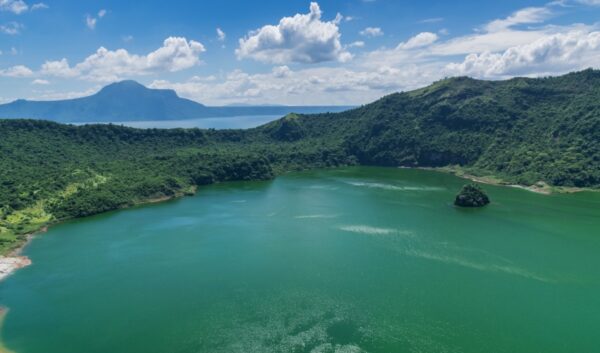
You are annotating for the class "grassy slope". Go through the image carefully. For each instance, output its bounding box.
[1,69,600,254]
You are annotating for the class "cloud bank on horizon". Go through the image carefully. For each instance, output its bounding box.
[1,0,600,105]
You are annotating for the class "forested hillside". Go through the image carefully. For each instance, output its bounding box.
[1,69,599,254]
[291,69,600,187]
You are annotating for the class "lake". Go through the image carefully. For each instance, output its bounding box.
[73,115,283,129]
[1,167,599,353]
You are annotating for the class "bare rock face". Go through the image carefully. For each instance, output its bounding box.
[454,184,490,207]
[0,256,32,282]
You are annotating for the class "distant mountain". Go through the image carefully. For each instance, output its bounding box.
[0,80,352,122]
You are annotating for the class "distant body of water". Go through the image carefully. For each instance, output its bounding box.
[2,167,600,353]
[73,115,283,129]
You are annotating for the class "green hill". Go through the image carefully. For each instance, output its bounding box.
[1,69,599,254]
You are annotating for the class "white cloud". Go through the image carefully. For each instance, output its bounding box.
[236,2,351,64]
[0,21,23,35]
[362,22,590,70]
[148,62,440,106]
[40,37,206,82]
[333,12,343,24]
[30,87,99,101]
[272,65,292,78]
[485,7,553,32]
[419,17,444,24]
[0,0,47,13]
[397,32,438,49]
[86,15,97,30]
[359,27,383,37]
[216,27,226,41]
[31,78,49,85]
[86,9,107,30]
[0,0,28,14]
[446,30,600,78]
[0,65,33,77]
[429,28,557,56]
[349,41,365,48]
[30,2,47,10]
[40,58,78,77]
[162,5,600,106]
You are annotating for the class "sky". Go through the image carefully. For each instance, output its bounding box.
[1,0,600,106]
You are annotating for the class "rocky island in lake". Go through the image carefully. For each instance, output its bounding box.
[454,184,490,207]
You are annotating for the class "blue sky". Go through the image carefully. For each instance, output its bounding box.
[1,0,600,105]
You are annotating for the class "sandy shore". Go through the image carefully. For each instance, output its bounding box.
[0,227,46,283]
[407,166,597,195]
[0,256,32,283]
[455,172,553,195]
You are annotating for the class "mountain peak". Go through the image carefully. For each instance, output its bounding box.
[97,80,176,97]
[97,80,179,99]
[104,80,146,89]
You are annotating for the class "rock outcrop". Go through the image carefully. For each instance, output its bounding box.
[454,184,490,207]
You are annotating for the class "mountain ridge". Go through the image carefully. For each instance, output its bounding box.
[0,80,352,122]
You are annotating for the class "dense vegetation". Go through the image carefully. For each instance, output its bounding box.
[1,69,599,254]
[454,184,490,207]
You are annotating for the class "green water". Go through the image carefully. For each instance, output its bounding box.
[1,167,600,353]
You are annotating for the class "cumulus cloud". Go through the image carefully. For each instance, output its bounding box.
[198,13,600,105]
[446,30,600,78]
[397,32,438,49]
[236,2,351,64]
[148,62,440,106]
[40,58,77,77]
[41,37,206,82]
[272,65,292,78]
[360,27,383,37]
[0,65,33,77]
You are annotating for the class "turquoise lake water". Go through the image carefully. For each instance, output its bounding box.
[1,167,599,353]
